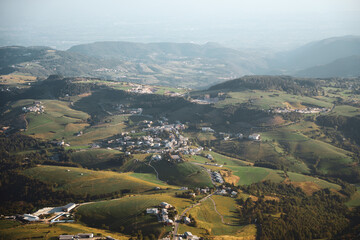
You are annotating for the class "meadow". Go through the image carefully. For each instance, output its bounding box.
[76,193,192,236]
[22,166,175,196]
[0,220,127,240]
[178,196,255,237]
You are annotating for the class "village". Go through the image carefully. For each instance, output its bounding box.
[272,107,330,114]
[22,101,45,113]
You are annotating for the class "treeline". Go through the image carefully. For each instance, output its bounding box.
[209,75,324,96]
[317,114,360,145]
[237,181,357,240]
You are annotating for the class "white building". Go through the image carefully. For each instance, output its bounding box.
[62,203,76,212]
[146,208,159,215]
[160,202,172,209]
[23,214,40,222]
[249,134,260,140]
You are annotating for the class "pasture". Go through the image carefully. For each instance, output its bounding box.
[76,193,192,236]
[22,166,175,196]
[0,220,127,240]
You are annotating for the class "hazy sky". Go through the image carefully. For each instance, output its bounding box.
[0,0,359,50]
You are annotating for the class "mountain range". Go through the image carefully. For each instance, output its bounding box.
[0,35,359,88]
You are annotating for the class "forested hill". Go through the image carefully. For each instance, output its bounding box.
[0,46,119,77]
[68,41,251,61]
[270,35,360,71]
[208,75,323,96]
[296,55,360,78]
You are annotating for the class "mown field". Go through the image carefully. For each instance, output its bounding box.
[22,166,175,196]
[0,220,127,240]
[76,193,192,236]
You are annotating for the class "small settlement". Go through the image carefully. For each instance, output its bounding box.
[146,202,175,226]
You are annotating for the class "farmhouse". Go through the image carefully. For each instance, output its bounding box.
[62,203,76,212]
[183,216,191,224]
[146,208,159,215]
[160,202,172,208]
[22,214,40,222]
[59,233,94,240]
[206,154,213,160]
[201,127,214,132]
[151,154,162,161]
[249,133,260,140]
[165,219,174,226]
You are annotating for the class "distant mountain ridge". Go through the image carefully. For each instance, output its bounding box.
[1,36,359,88]
[270,35,360,72]
[296,55,360,78]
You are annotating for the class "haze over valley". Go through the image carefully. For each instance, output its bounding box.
[0,1,360,240]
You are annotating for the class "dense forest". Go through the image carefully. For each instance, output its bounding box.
[209,75,324,96]
[237,181,359,240]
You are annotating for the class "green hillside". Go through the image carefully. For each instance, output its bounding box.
[22,166,175,196]
[76,193,192,237]
[151,161,213,188]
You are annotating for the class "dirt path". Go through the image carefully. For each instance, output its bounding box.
[172,192,216,239]
[209,196,226,224]
[147,159,160,180]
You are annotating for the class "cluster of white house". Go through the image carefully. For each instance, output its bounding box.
[272,107,329,114]
[202,126,260,141]
[211,171,224,184]
[217,187,238,197]
[178,231,200,240]
[116,104,143,115]
[146,202,174,226]
[59,233,94,240]
[103,121,205,156]
[22,101,45,113]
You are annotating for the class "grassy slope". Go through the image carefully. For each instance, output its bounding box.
[261,127,353,174]
[152,161,213,188]
[178,197,255,237]
[18,100,90,140]
[0,220,127,240]
[23,166,175,196]
[214,90,333,110]
[13,98,129,146]
[76,193,192,235]
[70,149,123,169]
